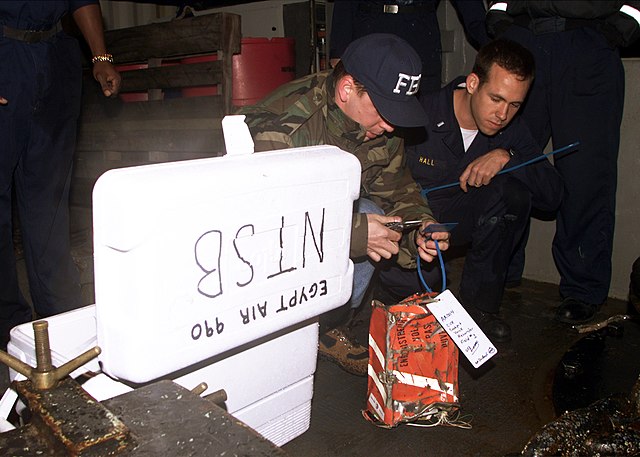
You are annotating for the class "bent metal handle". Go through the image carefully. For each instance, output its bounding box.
[0,320,101,390]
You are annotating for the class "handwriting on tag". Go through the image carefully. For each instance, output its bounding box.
[426,289,497,368]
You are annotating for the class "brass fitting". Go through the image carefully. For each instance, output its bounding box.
[0,320,101,390]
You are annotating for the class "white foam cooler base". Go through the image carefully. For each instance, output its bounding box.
[170,314,319,414]
[7,305,319,446]
[234,375,314,447]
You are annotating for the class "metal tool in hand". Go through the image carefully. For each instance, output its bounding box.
[385,220,424,232]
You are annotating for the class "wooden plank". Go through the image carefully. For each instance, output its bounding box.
[80,118,221,134]
[80,96,225,122]
[73,149,225,179]
[81,71,223,103]
[220,12,242,114]
[71,148,225,208]
[117,60,222,92]
[146,58,163,101]
[76,128,225,154]
[105,13,241,63]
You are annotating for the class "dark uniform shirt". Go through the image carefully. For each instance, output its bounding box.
[330,0,489,92]
[238,70,435,268]
[486,0,640,47]
[406,77,563,211]
[0,1,95,30]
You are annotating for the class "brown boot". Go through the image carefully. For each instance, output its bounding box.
[318,326,369,377]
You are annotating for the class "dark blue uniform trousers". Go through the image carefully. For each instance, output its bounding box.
[379,176,531,313]
[502,25,624,305]
[0,32,83,341]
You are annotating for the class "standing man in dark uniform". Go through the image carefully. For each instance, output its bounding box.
[379,39,563,342]
[486,1,640,324]
[0,1,121,347]
[329,0,489,93]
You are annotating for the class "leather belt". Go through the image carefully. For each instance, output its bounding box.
[357,3,436,14]
[1,21,63,43]
[514,16,593,34]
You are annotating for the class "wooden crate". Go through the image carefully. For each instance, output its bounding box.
[72,13,241,211]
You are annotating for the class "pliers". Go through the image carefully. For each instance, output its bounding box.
[385,220,424,232]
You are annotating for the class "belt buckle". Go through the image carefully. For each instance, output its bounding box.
[383,4,399,14]
[24,30,43,44]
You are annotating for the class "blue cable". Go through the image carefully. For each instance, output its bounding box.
[416,255,432,293]
[416,239,446,293]
[414,142,579,292]
[421,141,579,197]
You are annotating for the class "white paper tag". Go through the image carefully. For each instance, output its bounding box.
[426,289,497,368]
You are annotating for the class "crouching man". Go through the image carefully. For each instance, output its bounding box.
[237,33,450,375]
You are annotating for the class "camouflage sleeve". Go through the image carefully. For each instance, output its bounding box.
[235,107,294,152]
[235,73,327,152]
[365,136,435,268]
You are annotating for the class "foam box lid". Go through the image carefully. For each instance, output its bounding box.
[93,145,361,382]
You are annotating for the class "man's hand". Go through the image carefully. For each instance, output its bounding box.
[416,221,451,262]
[93,62,121,97]
[366,214,403,262]
[459,148,511,192]
[0,96,7,105]
[72,4,121,98]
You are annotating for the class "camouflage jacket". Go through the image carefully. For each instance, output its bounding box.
[237,70,434,268]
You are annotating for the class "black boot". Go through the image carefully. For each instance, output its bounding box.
[468,307,511,343]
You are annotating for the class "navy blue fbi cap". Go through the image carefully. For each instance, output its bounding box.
[341,33,429,128]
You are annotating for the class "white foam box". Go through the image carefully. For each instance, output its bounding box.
[7,305,318,446]
[92,145,361,383]
[6,144,361,445]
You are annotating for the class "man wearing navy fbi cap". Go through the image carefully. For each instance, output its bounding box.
[238,33,450,376]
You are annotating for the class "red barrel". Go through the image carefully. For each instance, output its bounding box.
[181,37,295,106]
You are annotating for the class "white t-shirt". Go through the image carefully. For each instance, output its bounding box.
[461,127,479,152]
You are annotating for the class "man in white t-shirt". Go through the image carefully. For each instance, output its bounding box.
[379,39,563,343]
